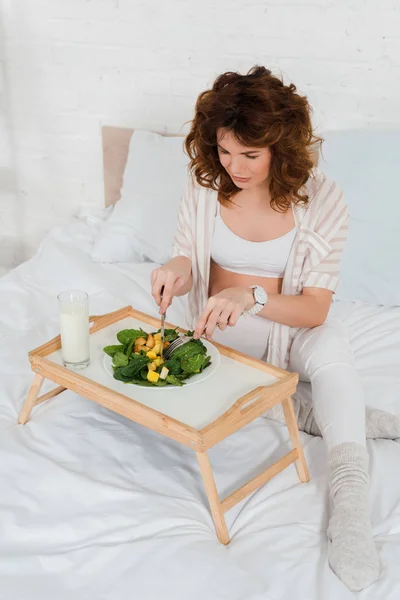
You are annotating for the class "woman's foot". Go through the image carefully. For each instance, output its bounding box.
[365,407,400,440]
[327,443,381,591]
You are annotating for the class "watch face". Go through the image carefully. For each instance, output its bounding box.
[254,286,267,304]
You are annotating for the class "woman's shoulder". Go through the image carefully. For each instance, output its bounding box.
[297,167,348,235]
[306,167,344,200]
[305,167,347,213]
[183,169,219,204]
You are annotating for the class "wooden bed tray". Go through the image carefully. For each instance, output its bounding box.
[18,305,310,544]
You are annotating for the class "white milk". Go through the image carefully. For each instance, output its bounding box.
[60,302,90,365]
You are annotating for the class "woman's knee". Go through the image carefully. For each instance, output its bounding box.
[290,319,355,378]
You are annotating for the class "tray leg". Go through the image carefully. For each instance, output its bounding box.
[35,385,66,406]
[282,396,310,483]
[196,451,230,545]
[18,377,67,424]
[18,373,45,424]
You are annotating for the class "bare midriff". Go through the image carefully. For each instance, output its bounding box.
[208,260,283,297]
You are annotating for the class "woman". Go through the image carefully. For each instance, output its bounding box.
[150,66,380,591]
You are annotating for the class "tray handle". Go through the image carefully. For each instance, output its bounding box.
[200,373,299,449]
[233,372,298,417]
[89,306,132,332]
[236,386,269,414]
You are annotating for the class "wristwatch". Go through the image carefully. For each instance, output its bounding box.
[246,285,268,315]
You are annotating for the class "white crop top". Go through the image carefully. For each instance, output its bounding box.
[210,203,296,278]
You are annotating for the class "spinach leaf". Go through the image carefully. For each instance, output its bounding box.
[192,338,207,349]
[165,330,180,342]
[126,338,136,358]
[120,355,150,379]
[201,355,211,371]
[171,341,205,361]
[103,344,125,357]
[166,374,184,387]
[112,352,129,367]
[184,332,207,350]
[155,327,179,342]
[117,328,148,345]
[113,367,135,383]
[140,367,148,380]
[135,378,168,387]
[122,377,153,387]
[164,358,182,375]
[176,371,196,381]
[180,353,205,373]
[153,379,168,387]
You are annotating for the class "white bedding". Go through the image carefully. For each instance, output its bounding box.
[1,213,400,600]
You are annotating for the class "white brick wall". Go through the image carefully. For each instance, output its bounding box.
[1,0,400,267]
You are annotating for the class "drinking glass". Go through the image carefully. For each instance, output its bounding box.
[58,290,90,369]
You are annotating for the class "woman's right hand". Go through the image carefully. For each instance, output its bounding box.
[151,257,192,314]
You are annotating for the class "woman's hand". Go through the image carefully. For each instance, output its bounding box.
[193,287,254,339]
[151,256,192,314]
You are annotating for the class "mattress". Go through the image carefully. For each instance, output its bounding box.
[1,212,399,600]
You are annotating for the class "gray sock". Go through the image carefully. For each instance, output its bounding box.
[264,397,320,436]
[327,442,380,591]
[292,394,321,437]
[265,400,400,440]
[365,407,400,440]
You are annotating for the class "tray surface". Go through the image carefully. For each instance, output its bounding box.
[46,316,278,430]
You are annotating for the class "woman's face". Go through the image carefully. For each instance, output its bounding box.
[217,128,271,190]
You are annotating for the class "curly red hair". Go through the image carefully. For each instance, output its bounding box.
[184,65,322,211]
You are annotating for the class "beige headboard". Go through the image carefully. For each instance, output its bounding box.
[102,126,133,207]
[101,126,185,207]
[101,125,320,207]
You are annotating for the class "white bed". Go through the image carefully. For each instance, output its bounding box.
[1,209,400,600]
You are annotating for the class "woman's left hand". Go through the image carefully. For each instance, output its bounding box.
[193,287,254,339]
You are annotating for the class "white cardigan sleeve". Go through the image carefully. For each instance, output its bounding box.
[302,172,349,292]
[170,172,197,261]
[303,212,349,292]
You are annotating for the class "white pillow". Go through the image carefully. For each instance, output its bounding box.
[92,130,188,265]
[320,129,400,306]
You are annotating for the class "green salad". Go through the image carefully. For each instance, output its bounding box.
[103,327,211,387]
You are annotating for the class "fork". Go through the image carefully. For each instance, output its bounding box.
[163,334,193,360]
[160,286,166,356]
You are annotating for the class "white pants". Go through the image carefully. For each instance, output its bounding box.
[289,317,366,450]
[212,308,366,451]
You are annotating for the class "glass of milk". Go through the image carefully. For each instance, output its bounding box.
[58,290,90,369]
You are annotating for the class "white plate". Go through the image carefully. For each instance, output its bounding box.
[103,338,221,390]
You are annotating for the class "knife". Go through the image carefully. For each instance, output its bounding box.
[160,286,166,357]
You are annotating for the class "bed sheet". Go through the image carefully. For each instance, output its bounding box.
[1,213,399,600]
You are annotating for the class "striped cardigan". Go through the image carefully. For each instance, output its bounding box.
[171,168,349,369]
